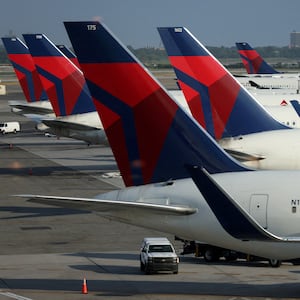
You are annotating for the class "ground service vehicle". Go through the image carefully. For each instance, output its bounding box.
[0,122,20,134]
[179,239,282,267]
[140,237,179,274]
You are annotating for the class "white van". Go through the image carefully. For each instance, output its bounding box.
[0,122,20,134]
[140,237,179,274]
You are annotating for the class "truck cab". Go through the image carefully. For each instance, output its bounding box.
[140,237,179,274]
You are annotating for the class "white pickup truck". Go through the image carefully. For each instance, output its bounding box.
[140,237,179,274]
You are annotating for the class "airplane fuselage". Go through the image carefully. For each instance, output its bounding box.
[98,171,300,260]
[219,129,300,169]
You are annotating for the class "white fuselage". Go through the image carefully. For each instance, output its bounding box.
[219,129,300,169]
[97,171,300,260]
[265,104,300,128]
[252,92,300,107]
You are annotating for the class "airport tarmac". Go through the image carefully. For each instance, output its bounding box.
[1,77,300,299]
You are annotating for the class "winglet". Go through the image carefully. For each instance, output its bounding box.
[186,164,282,241]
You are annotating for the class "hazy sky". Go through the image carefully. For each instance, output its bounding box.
[1,0,299,48]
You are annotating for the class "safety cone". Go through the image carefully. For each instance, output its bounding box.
[81,278,88,294]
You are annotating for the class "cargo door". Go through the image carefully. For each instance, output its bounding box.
[249,194,268,229]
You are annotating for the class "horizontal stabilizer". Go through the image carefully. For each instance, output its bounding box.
[9,103,53,115]
[42,119,100,131]
[15,194,197,216]
[225,148,266,162]
[186,165,299,242]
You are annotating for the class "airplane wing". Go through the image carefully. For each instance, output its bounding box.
[186,165,300,242]
[224,148,265,162]
[15,194,197,216]
[42,119,100,131]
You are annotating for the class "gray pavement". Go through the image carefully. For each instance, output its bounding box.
[0,75,300,299]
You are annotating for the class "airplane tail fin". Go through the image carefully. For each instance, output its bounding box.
[157,27,287,140]
[290,100,300,117]
[64,21,249,187]
[1,37,47,102]
[236,42,279,74]
[22,34,95,117]
[56,45,80,68]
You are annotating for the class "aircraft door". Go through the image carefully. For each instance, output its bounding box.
[249,194,268,229]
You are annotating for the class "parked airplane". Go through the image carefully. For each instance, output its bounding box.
[235,42,300,91]
[22,33,107,145]
[158,27,300,169]
[18,21,300,263]
[4,35,285,124]
[236,42,280,74]
[235,42,300,118]
[1,37,53,114]
[4,34,188,141]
